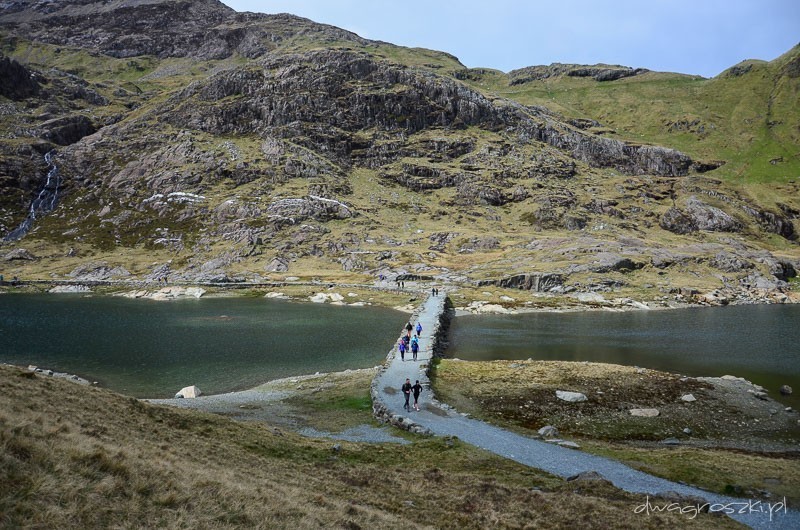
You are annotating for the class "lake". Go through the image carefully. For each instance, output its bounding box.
[4,294,798,407]
[449,304,800,408]
[0,293,404,398]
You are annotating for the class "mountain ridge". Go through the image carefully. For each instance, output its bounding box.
[0,0,797,305]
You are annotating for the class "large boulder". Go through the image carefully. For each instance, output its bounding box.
[266,196,353,223]
[175,385,202,398]
[556,390,588,403]
[661,197,741,235]
[538,425,559,438]
[3,248,37,261]
[265,257,289,272]
[589,253,644,273]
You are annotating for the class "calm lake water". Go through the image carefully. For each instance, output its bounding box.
[449,305,800,408]
[0,294,403,398]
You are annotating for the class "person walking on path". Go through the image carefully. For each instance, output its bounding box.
[398,339,406,361]
[410,335,419,361]
[402,378,412,411]
[415,321,422,337]
[411,380,423,411]
[405,321,413,335]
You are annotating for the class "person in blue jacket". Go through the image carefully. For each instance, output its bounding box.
[398,339,406,361]
[415,321,422,337]
[410,335,419,361]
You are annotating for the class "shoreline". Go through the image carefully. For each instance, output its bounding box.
[2,277,798,314]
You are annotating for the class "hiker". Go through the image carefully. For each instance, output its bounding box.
[410,335,419,361]
[402,378,412,411]
[412,380,423,411]
[398,339,406,361]
[415,321,422,337]
[405,321,413,334]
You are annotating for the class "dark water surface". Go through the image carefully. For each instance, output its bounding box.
[449,305,800,408]
[0,294,403,398]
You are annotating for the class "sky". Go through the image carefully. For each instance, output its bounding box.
[220,0,799,78]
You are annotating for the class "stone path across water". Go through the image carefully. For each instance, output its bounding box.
[372,294,799,530]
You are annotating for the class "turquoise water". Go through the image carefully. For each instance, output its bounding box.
[0,294,404,398]
[449,305,800,408]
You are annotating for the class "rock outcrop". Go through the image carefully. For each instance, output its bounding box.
[477,273,564,292]
[0,54,40,100]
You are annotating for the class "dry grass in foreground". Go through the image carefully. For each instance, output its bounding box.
[0,364,740,529]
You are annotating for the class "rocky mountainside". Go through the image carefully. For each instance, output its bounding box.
[0,0,797,304]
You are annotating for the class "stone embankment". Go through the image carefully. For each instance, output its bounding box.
[371,292,449,434]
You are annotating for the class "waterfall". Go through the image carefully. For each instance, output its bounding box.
[4,150,62,241]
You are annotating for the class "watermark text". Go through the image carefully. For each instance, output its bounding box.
[634,496,788,521]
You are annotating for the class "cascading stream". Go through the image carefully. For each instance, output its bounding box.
[4,150,62,241]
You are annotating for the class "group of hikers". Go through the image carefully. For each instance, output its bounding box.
[394,288,444,413]
[398,320,422,361]
[398,320,425,411]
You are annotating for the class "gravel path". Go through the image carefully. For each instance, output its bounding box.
[373,294,798,530]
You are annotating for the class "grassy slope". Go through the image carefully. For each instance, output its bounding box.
[459,47,800,184]
[0,364,739,529]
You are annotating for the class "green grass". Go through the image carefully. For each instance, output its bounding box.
[457,48,800,184]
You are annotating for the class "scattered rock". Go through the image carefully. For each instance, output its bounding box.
[683,427,693,435]
[629,408,660,417]
[308,292,345,304]
[538,425,559,438]
[660,437,681,445]
[680,394,697,403]
[556,390,588,403]
[780,385,793,396]
[49,285,92,293]
[557,441,581,449]
[123,287,206,300]
[567,471,609,483]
